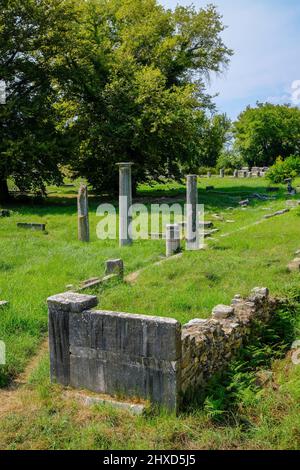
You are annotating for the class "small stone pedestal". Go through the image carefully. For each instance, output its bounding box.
[166,224,180,257]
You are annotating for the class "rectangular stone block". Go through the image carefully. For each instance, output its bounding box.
[17,222,46,231]
[69,310,181,362]
[105,259,124,276]
[69,310,182,410]
[47,292,98,386]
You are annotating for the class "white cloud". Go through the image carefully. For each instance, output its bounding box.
[265,81,300,107]
[160,1,300,117]
[291,80,300,105]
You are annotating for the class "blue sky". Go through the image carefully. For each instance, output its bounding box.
[160,0,300,119]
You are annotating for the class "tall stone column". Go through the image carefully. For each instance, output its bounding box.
[220,168,225,178]
[186,175,199,251]
[78,184,90,242]
[117,162,133,247]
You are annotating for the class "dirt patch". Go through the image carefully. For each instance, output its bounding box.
[0,339,48,419]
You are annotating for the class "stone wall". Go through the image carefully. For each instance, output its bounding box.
[48,287,276,412]
[181,287,273,393]
[48,292,181,410]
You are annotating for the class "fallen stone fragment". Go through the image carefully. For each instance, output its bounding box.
[286,200,300,208]
[204,229,219,238]
[183,319,207,327]
[252,193,270,201]
[17,222,46,231]
[102,274,118,283]
[264,209,289,219]
[287,258,300,272]
[212,214,224,221]
[0,301,8,308]
[212,304,234,319]
[79,277,101,290]
[239,199,249,207]
[226,220,235,223]
[67,392,146,415]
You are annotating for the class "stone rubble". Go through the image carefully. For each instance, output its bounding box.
[181,287,274,394]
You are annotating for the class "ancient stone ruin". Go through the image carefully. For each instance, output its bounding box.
[236,166,269,178]
[48,286,275,412]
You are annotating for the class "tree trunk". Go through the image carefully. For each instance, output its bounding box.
[0,178,10,204]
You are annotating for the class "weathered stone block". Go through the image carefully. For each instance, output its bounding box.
[105,259,124,277]
[212,305,234,319]
[251,287,269,299]
[288,258,300,272]
[47,292,98,386]
[69,310,181,361]
[69,310,181,410]
[17,222,46,231]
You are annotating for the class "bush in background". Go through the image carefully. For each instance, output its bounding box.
[216,150,245,171]
[267,156,300,184]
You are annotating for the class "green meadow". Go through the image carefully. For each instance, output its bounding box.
[0,177,300,449]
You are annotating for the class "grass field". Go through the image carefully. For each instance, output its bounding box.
[0,176,300,449]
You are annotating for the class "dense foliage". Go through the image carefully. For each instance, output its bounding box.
[233,103,300,168]
[0,0,232,199]
[0,0,78,201]
[216,149,245,171]
[267,156,300,184]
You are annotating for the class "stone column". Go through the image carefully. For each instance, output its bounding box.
[186,175,199,250]
[220,168,225,178]
[117,162,133,247]
[207,171,211,178]
[233,169,238,178]
[166,224,180,257]
[78,184,90,242]
[47,292,98,386]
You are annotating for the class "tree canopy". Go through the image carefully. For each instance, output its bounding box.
[233,103,300,167]
[0,0,232,200]
[0,0,78,201]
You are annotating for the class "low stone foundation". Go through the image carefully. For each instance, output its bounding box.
[48,287,276,412]
[181,288,273,393]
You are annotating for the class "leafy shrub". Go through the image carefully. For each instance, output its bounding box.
[199,166,217,175]
[267,155,300,184]
[216,150,245,171]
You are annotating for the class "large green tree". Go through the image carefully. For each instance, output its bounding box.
[54,0,232,193]
[0,0,77,202]
[1,0,232,200]
[233,103,300,167]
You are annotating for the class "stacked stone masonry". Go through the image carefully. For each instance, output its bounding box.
[181,287,273,393]
[48,287,276,412]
